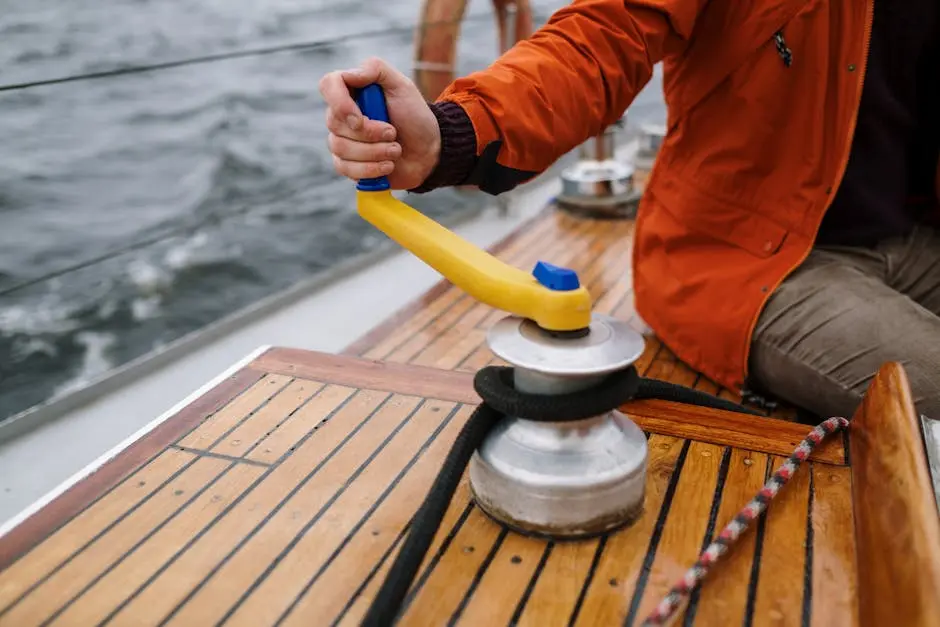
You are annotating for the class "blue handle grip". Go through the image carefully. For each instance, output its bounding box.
[355,83,391,192]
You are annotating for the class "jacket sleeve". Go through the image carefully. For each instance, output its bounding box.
[410,0,707,195]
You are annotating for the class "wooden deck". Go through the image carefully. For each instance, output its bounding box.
[1,204,939,626]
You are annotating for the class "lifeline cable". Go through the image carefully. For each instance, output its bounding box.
[639,415,849,626]
[360,365,763,626]
[0,7,554,94]
[0,15,480,93]
[0,10,561,296]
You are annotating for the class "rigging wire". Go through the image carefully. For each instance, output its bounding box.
[0,11,504,94]
[0,8,552,298]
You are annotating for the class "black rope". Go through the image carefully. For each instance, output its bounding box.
[360,365,760,626]
[474,366,640,421]
[633,377,765,415]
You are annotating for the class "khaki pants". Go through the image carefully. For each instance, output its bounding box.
[749,224,940,420]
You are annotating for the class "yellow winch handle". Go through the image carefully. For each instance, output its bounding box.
[353,84,592,332]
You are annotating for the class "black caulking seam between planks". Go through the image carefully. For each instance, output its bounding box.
[452,342,492,371]
[399,501,476,614]
[170,370,272,450]
[0,451,201,618]
[742,457,773,627]
[363,285,463,359]
[567,535,609,627]
[239,381,329,459]
[331,520,411,626]
[207,379,325,458]
[801,465,815,627]
[0,370,267,577]
[171,445,272,468]
[270,390,361,466]
[322,500,477,625]
[98,390,388,626]
[448,527,510,626]
[683,446,733,626]
[274,403,465,625]
[201,375,301,451]
[210,397,432,625]
[37,460,237,626]
[508,541,554,626]
[622,439,692,627]
[399,297,479,364]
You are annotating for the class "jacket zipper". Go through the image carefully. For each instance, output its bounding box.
[740,0,875,393]
[773,31,793,67]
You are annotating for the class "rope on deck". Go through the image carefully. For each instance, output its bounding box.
[359,365,762,626]
[640,415,850,626]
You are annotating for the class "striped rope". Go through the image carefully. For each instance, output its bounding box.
[640,415,850,626]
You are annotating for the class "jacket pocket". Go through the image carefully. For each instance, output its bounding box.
[650,165,788,259]
[664,0,815,123]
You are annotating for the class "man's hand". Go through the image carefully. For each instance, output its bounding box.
[319,57,441,190]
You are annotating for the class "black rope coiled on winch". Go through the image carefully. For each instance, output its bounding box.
[360,365,761,626]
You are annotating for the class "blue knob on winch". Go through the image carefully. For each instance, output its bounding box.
[354,83,392,192]
[532,261,580,291]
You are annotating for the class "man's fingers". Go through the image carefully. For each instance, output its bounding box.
[346,57,400,90]
[328,133,401,163]
[339,66,379,89]
[325,108,397,142]
[332,154,395,180]
[321,57,413,134]
[321,57,412,183]
[318,71,363,128]
[320,60,390,131]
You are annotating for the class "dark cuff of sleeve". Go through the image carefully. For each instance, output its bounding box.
[409,101,478,193]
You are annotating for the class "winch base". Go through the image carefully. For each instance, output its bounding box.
[467,408,648,539]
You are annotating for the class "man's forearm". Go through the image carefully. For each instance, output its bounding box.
[410,0,705,195]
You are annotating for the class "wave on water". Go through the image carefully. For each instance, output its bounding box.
[0,0,663,422]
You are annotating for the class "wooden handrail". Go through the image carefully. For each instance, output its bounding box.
[849,361,940,626]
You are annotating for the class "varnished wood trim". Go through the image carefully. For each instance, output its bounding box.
[626,400,847,466]
[252,347,480,405]
[340,206,551,358]
[256,348,847,467]
[0,368,263,572]
[849,362,940,626]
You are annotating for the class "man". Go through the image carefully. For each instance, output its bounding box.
[320,0,940,420]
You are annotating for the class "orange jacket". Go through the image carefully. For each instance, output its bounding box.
[435,0,940,392]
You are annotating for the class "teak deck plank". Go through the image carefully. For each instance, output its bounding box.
[630,440,725,623]
[2,207,938,626]
[750,454,812,626]
[570,435,685,627]
[809,465,858,627]
[691,450,770,625]
[2,347,938,626]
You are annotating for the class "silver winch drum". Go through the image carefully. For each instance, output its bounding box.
[468,313,649,539]
[555,123,642,219]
